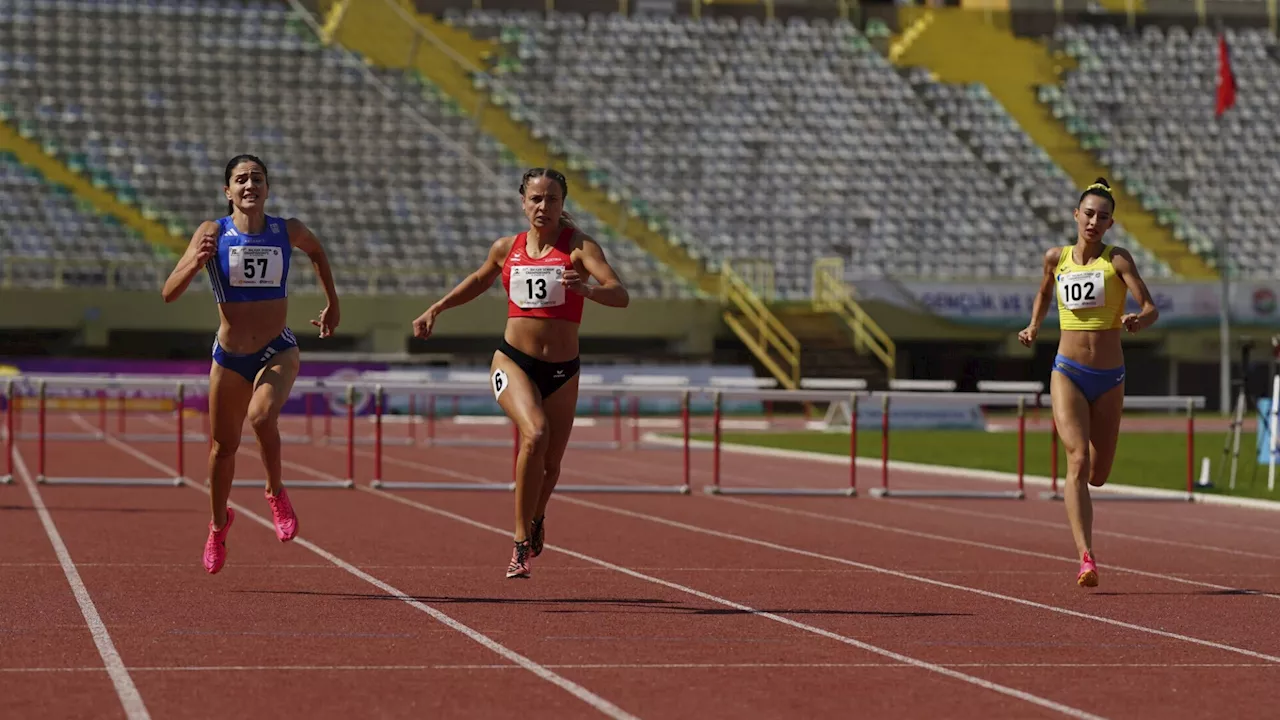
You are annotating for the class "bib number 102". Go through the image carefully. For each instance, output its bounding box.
[1065,281,1095,303]
[525,277,548,301]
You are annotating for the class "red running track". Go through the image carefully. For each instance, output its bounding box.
[5,412,1280,719]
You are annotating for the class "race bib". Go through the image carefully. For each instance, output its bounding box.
[1058,270,1104,311]
[510,265,565,309]
[229,245,283,288]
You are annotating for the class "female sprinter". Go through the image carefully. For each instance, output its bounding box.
[411,168,629,579]
[162,154,340,575]
[1018,178,1158,588]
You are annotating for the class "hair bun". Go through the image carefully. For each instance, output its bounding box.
[1092,177,1110,189]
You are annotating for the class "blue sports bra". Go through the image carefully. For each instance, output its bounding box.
[205,215,292,304]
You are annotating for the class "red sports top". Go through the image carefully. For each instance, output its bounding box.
[500,227,584,324]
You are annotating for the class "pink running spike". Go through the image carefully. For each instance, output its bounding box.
[265,487,299,542]
[203,507,236,575]
[1077,550,1099,588]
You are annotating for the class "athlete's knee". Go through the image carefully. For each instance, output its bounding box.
[247,406,278,437]
[210,436,239,460]
[518,420,549,457]
[1065,446,1091,480]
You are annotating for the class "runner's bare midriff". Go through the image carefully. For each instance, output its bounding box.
[503,316,579,362]
[1058,328,1124,370]
[216,297,289,354]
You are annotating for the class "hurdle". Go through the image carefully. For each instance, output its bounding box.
[225,378,355,489]
[710,375,778,428]
[801,378,868,431]
[32,377,185,486]
[1040,395,1203,502]
[371,381,693,494]
[868,391,1029,500]
[705,387,860,496]
[2,379,13,484]
[1,379,109,442]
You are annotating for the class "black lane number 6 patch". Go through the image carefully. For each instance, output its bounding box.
[492,368,508,400]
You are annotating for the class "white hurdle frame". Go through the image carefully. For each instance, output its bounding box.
[31,377,186,486]
[370,381,693,494]
[13,375,355,489]
[1040,395,1204,502]
[866,392,1030,500]
[705,388,861,497]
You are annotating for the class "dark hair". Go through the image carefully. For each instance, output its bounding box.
[519,167,576,228]
[1078,176,1115,212]
[224,154,268,216]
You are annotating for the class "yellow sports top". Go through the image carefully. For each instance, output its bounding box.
[1054,244,1126,331]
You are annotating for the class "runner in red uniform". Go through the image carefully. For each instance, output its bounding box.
[411,168,629,578]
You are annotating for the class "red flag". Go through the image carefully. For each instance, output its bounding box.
[1216,33,1237,117]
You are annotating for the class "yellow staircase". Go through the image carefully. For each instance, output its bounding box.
[720,260,801,390]
[0,120,184,255]
[320,0,716,296]
[811,258,896,380]
[891,8,1213,279]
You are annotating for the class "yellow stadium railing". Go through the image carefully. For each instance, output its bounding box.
[720,260,800,390]
[811,257,895,376]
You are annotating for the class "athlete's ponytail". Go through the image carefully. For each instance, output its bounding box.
[1079,176,1115,211]
[560,210,578,229]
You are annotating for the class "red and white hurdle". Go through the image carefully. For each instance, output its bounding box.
[367,380,693,494]
[1041,395,1202,502]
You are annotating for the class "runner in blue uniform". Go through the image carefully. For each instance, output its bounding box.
[162,154,340,574]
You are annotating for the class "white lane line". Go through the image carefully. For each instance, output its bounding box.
[12,449,151,720]
[94,429,639,720]
[3,662,1276,674]
[557,496,1280,666]
[365,487,1106,720]
[323,440,1280,599]
[884,498,1280,562]
[716,497,1280,599]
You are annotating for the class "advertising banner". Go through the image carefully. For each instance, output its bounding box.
[0,356,389,415]
[855,279,1280,329]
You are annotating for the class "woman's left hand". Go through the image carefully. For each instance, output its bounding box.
[560,269,593,297]
[311,304,340,338]
[1120,313,1143,333]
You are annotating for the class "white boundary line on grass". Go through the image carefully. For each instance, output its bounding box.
[12,449,152,720]
[642,433,1280,513]
[90,432,640,720]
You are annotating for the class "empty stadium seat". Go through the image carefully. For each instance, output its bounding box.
[1048,23,1279,276]
[0,0,697,298]
[461,9,1175,295]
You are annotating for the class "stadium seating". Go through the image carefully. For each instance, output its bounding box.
[0,0,696,298]
[453,9,1174,297]
[0,150,187,291]
[1046,23,1279,277]
[908,70,1171,278]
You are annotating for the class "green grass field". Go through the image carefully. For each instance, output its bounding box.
[691,429,1280,501]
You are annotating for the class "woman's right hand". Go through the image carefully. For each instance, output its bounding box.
[412,306,439,340]
[1017,324,1038,348]
[192,228,218,268]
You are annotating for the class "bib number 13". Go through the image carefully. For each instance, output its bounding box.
[525,277,548,301]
